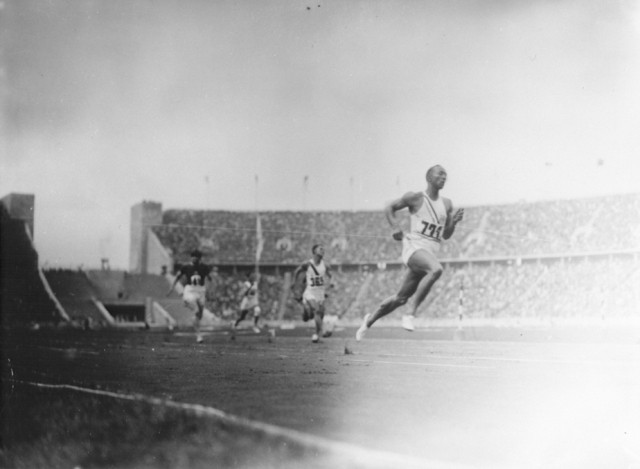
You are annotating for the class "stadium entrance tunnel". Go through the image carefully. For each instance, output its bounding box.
[104,303,146,323]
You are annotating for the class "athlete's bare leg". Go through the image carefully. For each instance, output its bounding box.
[310,302,325,342]
[301,301,313,322]
[406,250,443,317]
[194,302,204,343]
[234,309,249,328]
[365,268,425,328]
[252,307,261,332]
[314,309,324,335]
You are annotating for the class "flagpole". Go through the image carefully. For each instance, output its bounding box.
[303,175,309,211]
[350,176,354,212]
[254,175,262,277]
[204,175,210,209]
[254,174,259,214]
[255,214,261,277]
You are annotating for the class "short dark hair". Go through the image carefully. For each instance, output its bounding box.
[190,249,203,258]
[426,165,444,182]
[312,244,322,254]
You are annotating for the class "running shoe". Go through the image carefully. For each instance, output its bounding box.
[196,334,204,343]
[402,315,415,332]
[253,326,261,333]
[355,313,371,341]
[312,333,319,343]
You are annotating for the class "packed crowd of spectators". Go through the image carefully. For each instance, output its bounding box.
[152,193,639,321]
[200,269,285,321]
[199,255,638,322]
[460,194,640,257]
[154,193,640,265]
[156,209,394,265]
[343,255,638,320]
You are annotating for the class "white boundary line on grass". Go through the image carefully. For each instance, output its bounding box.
[349,359,493,369]
[15,379,477,469]
[33,346,101,355]
[357,352,640,366]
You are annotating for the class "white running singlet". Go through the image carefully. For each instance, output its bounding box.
[240,280,259,310]
[303,259,328,302]
[402,193,448,264]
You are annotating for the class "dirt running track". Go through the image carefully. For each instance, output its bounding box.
[4,325,640,469]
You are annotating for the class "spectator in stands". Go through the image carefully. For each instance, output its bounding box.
[167,249,213,343]
[356,165,464,340]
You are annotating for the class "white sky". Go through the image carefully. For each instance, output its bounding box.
[2,0,640,269]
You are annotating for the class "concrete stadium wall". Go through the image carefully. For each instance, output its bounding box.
[130,201,163,273]
[1,193,35,239]
[146,230,172,277]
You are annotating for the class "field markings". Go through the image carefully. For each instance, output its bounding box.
[348,358,494,369]
[354,351,640,367]
[30,345,101,355]
[13,378,475,469]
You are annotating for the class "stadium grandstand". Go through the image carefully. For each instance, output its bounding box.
[3,190,639,469]
[2,194,196,330]
[1,194,63,327]
[2,192,639,330]
[129,193,640,326]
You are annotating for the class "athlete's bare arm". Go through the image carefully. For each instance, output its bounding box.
[325,264,334,287]
[442,198,464,240]
[167,269,184,296]
[292,261,308,283]
[385,192,423,241]
[291,261,309,300]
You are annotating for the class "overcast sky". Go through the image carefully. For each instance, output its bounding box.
[2,0,640,269]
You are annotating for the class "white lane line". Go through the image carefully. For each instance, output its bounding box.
[357,352,639,366]
[12,379,474,469]
[349,359,493,369]
[33,346,101,355]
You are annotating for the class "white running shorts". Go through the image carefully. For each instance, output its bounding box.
[183,285,206,305]
[401,236,441,266]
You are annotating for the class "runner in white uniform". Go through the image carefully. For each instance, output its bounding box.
[234,272,261,333]
[356,165,464,340]
[292,244,333,343]
[401,190,448,265]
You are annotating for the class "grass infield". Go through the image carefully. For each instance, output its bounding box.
[3,325,639,469]
[1,380,361,469]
